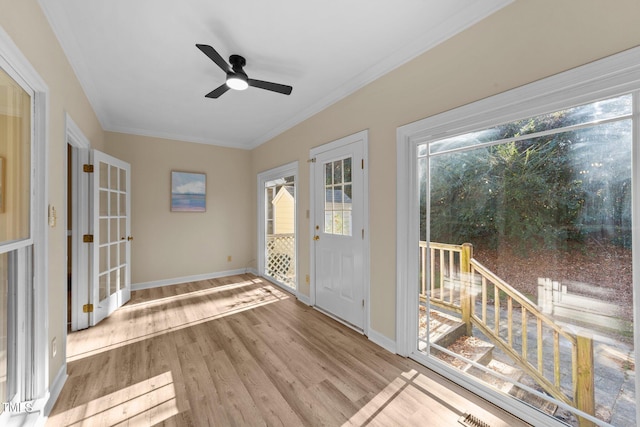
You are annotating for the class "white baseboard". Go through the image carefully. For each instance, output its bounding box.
[245,267,259,276]
[132,268,251,291]
[43,364,67,417]
[368,328,397,354]
[296,293,311,306]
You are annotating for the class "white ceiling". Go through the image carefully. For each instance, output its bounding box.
[39,0,511,149]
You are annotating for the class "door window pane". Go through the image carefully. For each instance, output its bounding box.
[99,190,108,216]
[119,168,126,191]
[109,269,117,295]
[110,165,118,190]
[419,94,635,426]
[324,157,353,236]
[99,274,107,302]
[99,162,108,189]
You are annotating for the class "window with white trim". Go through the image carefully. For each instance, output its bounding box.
[397,47,640,427]
[0,63,34,416]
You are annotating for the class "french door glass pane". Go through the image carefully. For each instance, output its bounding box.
[264,175,296,289]
[419,94,635,426]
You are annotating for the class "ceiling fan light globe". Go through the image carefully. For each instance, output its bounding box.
[226,76,248,91]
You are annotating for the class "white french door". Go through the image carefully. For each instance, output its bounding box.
[311,131,368,330]
[90,150,131,325]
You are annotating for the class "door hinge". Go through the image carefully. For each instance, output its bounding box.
[307,158,316,163]
[83,304,94,313]
[83,234,94,243]
[83,164,94,173]
[362,299,365,308]
[362,228,364,239]
[361,159,364,169]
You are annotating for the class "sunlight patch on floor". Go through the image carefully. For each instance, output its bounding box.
[123,279,259,309]
[67,281,289,362]
[47,372,180,426]
[343,369,515,427]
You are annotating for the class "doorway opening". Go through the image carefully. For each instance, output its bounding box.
[258,162,298,293]
[66,115,90,331]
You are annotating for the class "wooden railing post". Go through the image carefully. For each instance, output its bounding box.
[575,334,595,427]
[460,243,473,335]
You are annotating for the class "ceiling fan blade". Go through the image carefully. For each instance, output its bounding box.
[196,44,231,73]
[248,79,293,95]
[205,84,230,99]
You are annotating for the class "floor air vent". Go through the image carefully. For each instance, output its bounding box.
[458,413,492,427]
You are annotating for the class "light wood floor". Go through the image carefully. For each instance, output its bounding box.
[48,274,530,426]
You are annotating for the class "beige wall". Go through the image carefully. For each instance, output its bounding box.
[250,0,640,341]
[0,0,105,386]
[104,132,253,284]
[1,0,640,399]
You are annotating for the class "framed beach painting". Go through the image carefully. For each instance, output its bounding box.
[171,171,206,212]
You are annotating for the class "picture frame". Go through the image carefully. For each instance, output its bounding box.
[171,171,206,212]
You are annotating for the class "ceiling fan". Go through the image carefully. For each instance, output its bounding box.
[196,44,293,99]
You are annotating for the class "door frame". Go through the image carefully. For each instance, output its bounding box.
[309,130,370,334]
[257,161,298,294]
[66,114,90,331]
[0,24,49,420]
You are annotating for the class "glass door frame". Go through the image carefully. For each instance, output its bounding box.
[396,47,640,426]
[257,161,299,294]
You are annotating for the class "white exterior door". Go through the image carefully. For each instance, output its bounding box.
[312,132,367,329]
[90,150,131,325]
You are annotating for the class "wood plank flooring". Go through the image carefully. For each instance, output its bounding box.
[48,274,530,426]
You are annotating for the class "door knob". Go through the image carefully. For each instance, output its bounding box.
[313,235,320,241]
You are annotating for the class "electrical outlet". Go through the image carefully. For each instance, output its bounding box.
[227,255,232,262]
[306,274,310,284]
[51,337,57,358]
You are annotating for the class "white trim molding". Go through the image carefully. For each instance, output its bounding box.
[368,329,397,354]
[43,365,67,418]
[296,293,311,306]
[0,23,50,425]
[397,46,640,427]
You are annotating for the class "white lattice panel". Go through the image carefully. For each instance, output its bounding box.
[266,234,296,288]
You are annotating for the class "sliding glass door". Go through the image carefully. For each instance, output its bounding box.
[398,51,640,426]
[417,93,636,426]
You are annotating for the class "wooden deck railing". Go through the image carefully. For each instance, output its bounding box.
[419,241,595,426]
